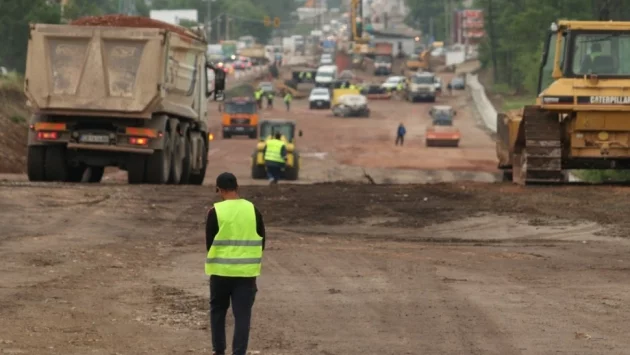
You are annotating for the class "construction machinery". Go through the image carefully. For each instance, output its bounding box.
[25,15,225,185]
[407,71,438,102]
[251,119,302,180]
[220,96,259,139]
[239,44,267,65]
[332,94,370,118]
[373,42,394,75]
[426,106,460,147]
[497,20,630,184]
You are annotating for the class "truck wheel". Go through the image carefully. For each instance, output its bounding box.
[223,132,231,139]
[180,135,192,184]
[284,152,300,181]
[251,153,267,179]
[127,155,147,184]
[188,138,207,185]
[169,129,184,184]
[146,129,172,184]
[44,145,68,182]
[27,146,46,182]
[67,165,86,182]
[249,131,258,139]
[87,167,104,183]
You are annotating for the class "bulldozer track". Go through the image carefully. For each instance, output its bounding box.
[519,107,565,184]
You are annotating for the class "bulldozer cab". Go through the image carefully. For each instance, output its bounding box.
[259,120,303,143]
[538,21,630,97]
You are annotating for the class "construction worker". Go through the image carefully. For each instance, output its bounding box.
[266,91,274,109]
[283,91,292,111]
[205,172,266,355]
[263,132,287,184]
[581,42,604,73]
[254,89,263,109]
[395,122,406,146]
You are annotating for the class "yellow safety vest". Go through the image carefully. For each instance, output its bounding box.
[264,139,285,163]
[284,94,292,103]
[255,90,262,99]
[205,199,263,277]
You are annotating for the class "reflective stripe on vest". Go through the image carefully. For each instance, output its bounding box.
[264,139,285,163]
[205,199,263,277]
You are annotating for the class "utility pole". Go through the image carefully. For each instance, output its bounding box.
[206,0,212,41]
[225,16,230,40]
[216,16,222,41]
[444,0,449,44]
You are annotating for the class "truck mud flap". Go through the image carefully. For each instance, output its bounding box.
[516,106,564,185]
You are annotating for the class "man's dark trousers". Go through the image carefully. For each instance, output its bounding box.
[395,134,404,145]
[210,275,257,355]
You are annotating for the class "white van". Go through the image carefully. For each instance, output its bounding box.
[315,65,337,87]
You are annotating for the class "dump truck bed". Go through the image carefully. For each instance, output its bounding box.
[25,23,207,119]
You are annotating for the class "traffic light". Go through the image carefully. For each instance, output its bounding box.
[274,17,280,28]
[264,16,271,27]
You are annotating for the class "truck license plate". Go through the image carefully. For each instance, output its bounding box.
[80,134,109,144]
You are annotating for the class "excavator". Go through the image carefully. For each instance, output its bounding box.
[348,0,371,64]
[497,20,630,185]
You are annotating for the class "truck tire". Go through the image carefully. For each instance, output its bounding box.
[127,155,147,184]
[188,137,207,185]
[44,145,68,182]
[87,167,104,183]
[27,146,46,182]
[146,129,172,184]
[67,165,86,182]
[251,153,267,179]
[249,131,258,139]
[223,132,231,139]
[180,135,192,184]
[169,128,184,184]
[284,152,299,181]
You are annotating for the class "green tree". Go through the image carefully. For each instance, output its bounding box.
[0,0,61,72]
[474,0,630,93]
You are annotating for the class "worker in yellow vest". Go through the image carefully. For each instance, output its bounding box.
[262,132,287,184]
[205,172,266,355]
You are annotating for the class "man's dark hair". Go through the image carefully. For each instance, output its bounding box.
[216,172,238,192]
[274,132,282,139]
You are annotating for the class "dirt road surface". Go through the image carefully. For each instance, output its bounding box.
[1,183,630,355]
[2,62,628,355]
[197,62,497,186]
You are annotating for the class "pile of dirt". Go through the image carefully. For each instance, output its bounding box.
[70,14,201,41]
[0,85,29,173]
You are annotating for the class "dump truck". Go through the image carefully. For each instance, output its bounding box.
[497,20,630,184]
[239,44,267,65]
[251,119,302,180]
[25,15,225,185]
[373,42,393,76]
[221,96,259,139]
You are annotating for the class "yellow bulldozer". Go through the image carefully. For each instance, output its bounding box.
[251,119,302,180]
[497,20,630,184]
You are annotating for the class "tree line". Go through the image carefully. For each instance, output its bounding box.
[0,0,300,72]
[474,0,630,94]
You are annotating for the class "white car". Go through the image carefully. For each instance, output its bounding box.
[381,76,406,91]
[309,87,331,109]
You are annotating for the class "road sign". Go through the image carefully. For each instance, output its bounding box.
[274,17,280,27]
[264,16,271,27]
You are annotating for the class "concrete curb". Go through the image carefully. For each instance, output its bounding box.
[465,73,497,133]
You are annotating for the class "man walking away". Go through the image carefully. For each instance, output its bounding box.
[283,92,292,112]
[262,132,287,185]
[254,89,263,109]
[395,123,406,146]
[206,172,266,355]
[266,91,274,109]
